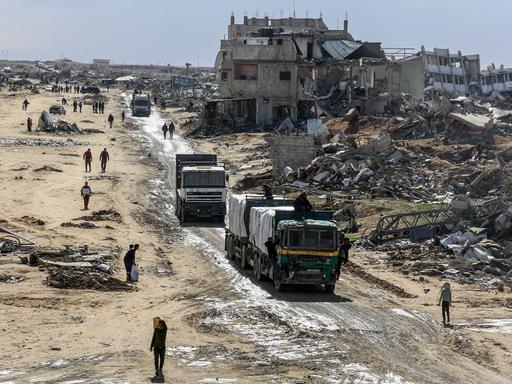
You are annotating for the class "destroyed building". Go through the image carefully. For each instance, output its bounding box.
[399,46,481,100]
[481,64,512,96]
[211,14,387,128]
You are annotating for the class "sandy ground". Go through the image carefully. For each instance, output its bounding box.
[1,88,511,383]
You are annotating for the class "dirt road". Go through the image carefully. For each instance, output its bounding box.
[1,91,510,383]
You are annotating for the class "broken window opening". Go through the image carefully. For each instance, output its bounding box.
[279,71,292,81]
[234,63,258,80]
[221,71,228,81]
[277,39,283,46]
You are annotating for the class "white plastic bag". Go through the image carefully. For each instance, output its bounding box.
[130,265,139,282]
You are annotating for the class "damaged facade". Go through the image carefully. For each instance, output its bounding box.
[481,64,512,96]
[399,46,481,100]
[213,14,390,127]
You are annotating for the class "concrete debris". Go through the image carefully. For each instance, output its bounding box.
[0,138,86,147]
[0,273,23,284]
[74,209,122,222]
[45,268,134,291]
[37,111,80,133]
[34,165,63,172]
[0,239,18,253]
[61,222,99,229]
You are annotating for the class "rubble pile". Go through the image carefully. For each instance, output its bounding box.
[0,239,19,253]
[45,268,133,291]
[286,135,447,202]
[30,246,132,291]
[74,209,122,222]
[0,138,86,147]
[37,111,80,134]
[364,236,512,287]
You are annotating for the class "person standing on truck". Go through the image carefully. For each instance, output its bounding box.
[150,317,167,381]
[161,123,168,139]
[265,237,279,280]
[263,185,273,200]
[439,282,452,327]
[168,121,175,140]
[108,113,114,128]
[83,148,93,172]
[124,243,139,282]
[80,181,92,210]
[99,148,110,173]
[293,192,313,214]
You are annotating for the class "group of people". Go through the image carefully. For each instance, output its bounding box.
[92,100,106,114]
[83,148,110,173]
[72,100,83,113]
[161,121,175,140]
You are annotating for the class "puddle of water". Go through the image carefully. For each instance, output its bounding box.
[466,318,512,334]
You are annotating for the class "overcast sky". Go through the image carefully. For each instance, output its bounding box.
[0,0,510,68]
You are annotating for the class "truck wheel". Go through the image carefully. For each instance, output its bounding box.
[241,245,249,269]
[254,257,263,281]
[325,284,336,293]
[274,280,285,292]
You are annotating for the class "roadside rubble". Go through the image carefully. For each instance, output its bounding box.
[27,246,134,291]
[0,138,86,147]
[73,209,122,222]
[37,111,80,134]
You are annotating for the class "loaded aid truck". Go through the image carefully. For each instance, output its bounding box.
[131,93,151,117]
[175,154,227,223]
[226,194,341,292]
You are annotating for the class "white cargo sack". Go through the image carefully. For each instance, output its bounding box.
[130,265,139,282]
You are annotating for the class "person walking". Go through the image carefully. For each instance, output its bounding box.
[80,181,92,210]
[22,99,30,111]
[336,238,351,280]
[73,100,78,112]
[83,148,93,172]
[100,101,105,114]
[27,117,33,132]
[123,244,139,282]
[99,148,110,173]
[61,97,67,105]
[161,123,168,139]
[168,121,175,140]
[108,114,114,128]
[79,101,83,113]
[121,110,126,122]
[439,282,452,327]
[150,317,167,381]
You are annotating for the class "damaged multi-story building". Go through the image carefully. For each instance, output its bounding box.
[210,14,393,128]
[399,47,481,100]
[481,64,512,96]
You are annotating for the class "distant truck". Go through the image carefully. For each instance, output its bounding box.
[175,154,227,223]
[226,194,342,292]
[131,93,151,117]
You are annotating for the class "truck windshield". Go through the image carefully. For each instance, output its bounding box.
[134,99,149,106]
[183,171,225,187]
[287,229,336,250]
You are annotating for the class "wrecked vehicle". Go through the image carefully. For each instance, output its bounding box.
[49,104,66,115]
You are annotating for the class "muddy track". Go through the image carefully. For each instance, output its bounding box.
[130,106,509,383]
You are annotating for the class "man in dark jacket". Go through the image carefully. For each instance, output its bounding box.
[108,113,114,128]
[150,317,167,381]
[264,237,278,280]
[80,182,92,210]
[123,244,138,282]
[99,148,110,173]
[161,123,168,139]
[293,192,313,215]
[27,117,33,132]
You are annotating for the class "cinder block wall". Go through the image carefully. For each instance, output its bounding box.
[268,136,317,176]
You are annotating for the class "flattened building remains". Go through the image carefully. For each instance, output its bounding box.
[210,15,392,128]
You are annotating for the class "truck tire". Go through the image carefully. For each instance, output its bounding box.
[254,257,263,281]
[241,245,249,269]
[274,280,285,292]
[324,284,335,293]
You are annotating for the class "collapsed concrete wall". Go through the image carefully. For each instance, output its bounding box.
[267,136,317,176]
